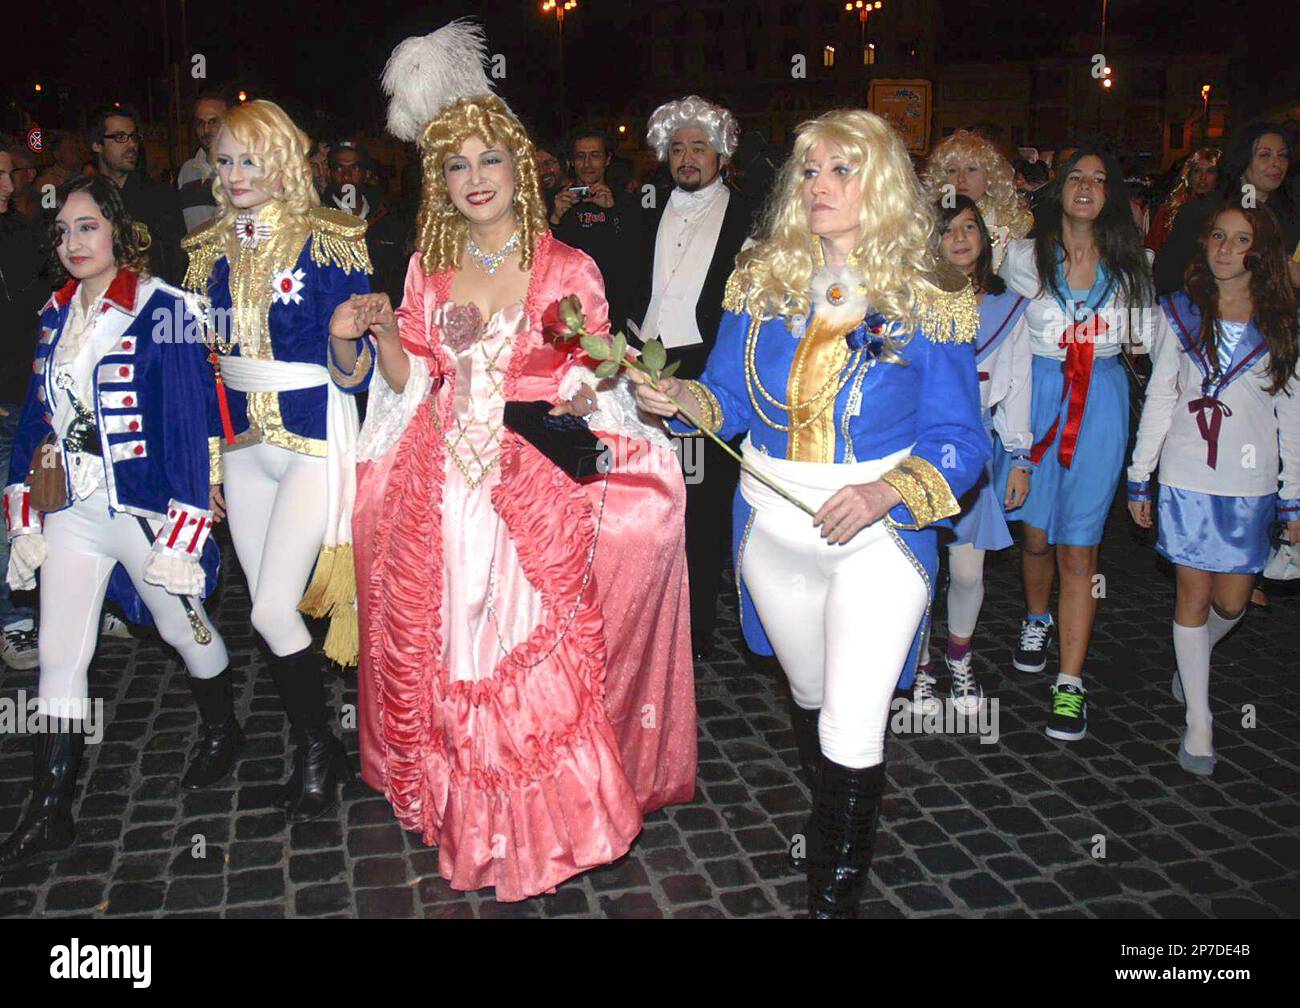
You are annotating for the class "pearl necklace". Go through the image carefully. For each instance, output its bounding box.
[466,231,520,275]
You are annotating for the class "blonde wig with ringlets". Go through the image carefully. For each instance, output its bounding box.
[922,129,1030,238]
[733,108,936,344]
[414,94,548,276]
[210,99,320,228]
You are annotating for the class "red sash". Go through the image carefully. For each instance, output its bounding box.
[1029,315,1109,469]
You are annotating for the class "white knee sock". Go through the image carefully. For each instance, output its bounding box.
[945,544,986,641]
[1207,606,1244,650]
[1172,621,1213,756]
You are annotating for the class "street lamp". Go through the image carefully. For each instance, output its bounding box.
[843,0,884,66]
[542,0,578,137]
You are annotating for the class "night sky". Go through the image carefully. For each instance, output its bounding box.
[1,0,1284,138]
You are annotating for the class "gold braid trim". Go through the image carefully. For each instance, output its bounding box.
[330,339,374,390]
[181,215,227,292]
[721,268,747,314]
[914,263,979,345]
[682,380,722,433]
[881,455,961,530]
[208,437,223,485]
[308,207,373,275]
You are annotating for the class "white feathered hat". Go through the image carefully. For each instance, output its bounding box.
[381,18,507,144]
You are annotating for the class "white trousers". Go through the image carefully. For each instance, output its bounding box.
[739,444,928,769]
[39,487,228,716]
[222,442,327,657]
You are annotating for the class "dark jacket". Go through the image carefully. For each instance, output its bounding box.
[0,212,49,404]
[120,171,187,286]
[628,186,756,380]
[554,190,646,335]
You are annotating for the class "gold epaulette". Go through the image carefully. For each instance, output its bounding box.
[308,207,372,275]
[721,268,747,314]
[180,215,227,293]
[915,260,979,344]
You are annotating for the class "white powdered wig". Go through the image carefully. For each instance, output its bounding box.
[381,18,506,143]
[645,95,738,162]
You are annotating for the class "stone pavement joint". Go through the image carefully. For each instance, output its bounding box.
[2,500,1297,918]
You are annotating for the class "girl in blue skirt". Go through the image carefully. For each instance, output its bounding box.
[1128,202,1300,776]
[999,146,1155,742]
[908,196,1032,717]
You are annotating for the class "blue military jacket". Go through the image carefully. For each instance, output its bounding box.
[669,269,990,658]
[4,270,219,617]
[182,205,373,459]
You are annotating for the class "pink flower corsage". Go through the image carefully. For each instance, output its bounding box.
[439,302,484,353]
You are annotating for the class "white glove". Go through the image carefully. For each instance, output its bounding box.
[8,533,47,590]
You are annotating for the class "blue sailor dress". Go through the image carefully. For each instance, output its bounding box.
[1128,293,1300,574]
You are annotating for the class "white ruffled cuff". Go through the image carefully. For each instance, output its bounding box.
[357,352,434,463]
[4,483,42,539]
[7,532,46,591]
[142,550,205,596]
[154,499,214,558]
[558,365,674,453]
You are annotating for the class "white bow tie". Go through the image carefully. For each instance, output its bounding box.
[234,213,273,249]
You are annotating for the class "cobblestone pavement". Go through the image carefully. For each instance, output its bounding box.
[2,499,1297,919]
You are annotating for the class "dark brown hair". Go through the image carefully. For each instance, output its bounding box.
[46,175,150,282]
[1185,201,1298,395]
[936,195,1006,296]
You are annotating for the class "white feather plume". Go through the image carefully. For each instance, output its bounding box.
[381,18,503,143]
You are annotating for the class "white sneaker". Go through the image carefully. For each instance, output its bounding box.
[1,618,39,670]
[946,651,985,715]
[100,612,133,640]
[908,667,941,718]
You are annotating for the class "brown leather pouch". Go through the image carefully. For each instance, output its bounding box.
[25,433,68,513]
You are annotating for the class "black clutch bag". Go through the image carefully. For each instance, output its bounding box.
[503,400,609,481]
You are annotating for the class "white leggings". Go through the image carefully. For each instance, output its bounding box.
[739,449,928,769]
[39,488,228,714]
[222,442,328,657]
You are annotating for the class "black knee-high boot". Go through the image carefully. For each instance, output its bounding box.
[268,647,351,823]
[789,702,821,786]
[182,668,244,790]
[806,759,886,919]
[787,702,820,870]
[0,725,84,868]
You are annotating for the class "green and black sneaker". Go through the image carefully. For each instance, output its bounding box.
[1045,682,1087,741]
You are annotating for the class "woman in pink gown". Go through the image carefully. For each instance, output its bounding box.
[337,92,696,902]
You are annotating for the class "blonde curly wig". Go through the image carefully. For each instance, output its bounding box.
[413,94,548,276]
[734,108,936,345]
[210,100,319,227]
[923,129,1029,236]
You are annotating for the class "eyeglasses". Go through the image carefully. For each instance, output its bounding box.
[102,132,141,145]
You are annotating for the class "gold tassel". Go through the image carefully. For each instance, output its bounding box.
[299,543,359,667]
[298,545,338,617]
[322,603,359,668]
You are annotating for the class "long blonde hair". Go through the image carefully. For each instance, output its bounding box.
[414,94,548,275]
[923,129,1029,234]
[734,108,935,332]
[210,99,319,227]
